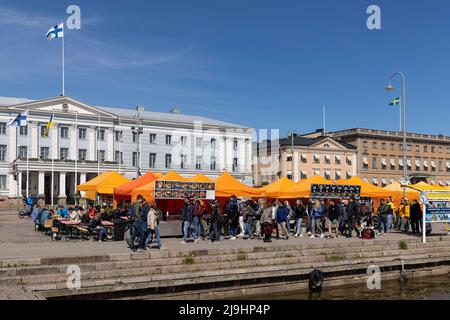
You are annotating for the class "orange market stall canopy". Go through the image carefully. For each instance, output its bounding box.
[336,176,388,198]
[383,182,420,205]
[215,172,263,198]
[282,176,331,199]
[77,172,130,201]
[113,172,163,204]
[259,177,297,199]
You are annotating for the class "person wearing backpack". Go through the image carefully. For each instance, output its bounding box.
[129,195,144,252]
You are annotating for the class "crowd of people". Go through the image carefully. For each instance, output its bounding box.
[25,192,425,252]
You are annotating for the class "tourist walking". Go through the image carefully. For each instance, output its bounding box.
[145,203,164,250]
[129,195,144,252]
[398,198,411,232]
[310,200,324,238]
[377,199,389,236]
[347,197,360,238]
[327,201,339,239]
[387,197,396,230]
[260,202,274,242]
[208,200,222,242]
[227,195,240,240]
[140,198,150,249]
[276,201,289,240]
[285,201,293,235]
[181,198,194,244]
[193,200,204,243]
[293,200,306,238]
[243,201,256,240]
[410,199,422,234]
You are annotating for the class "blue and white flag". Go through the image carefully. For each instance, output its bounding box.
[46,23,64,40]
[8,111,28,127]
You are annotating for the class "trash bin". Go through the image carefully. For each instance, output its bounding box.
[113,219,127,241]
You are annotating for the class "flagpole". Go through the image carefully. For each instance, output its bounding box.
[51,109,55,207]
[74,111,78,205]
[62,26,65,96]
[97,115,100,175]
[26,108,30,198]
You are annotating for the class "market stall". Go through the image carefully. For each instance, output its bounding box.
[77,171,130,203]
[282,175,331,199]
[113,171,163,206]
[215,172,263,198]
[258,177,296,199]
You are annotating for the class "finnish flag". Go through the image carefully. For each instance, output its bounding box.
[46,23,64,40]
[8,111,28,127]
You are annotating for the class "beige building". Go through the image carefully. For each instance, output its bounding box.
[253,134,357,186]
[305,128,450,187]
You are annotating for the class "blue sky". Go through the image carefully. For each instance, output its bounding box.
[1,0,450,137]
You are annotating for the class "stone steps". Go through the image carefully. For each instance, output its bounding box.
[2,244,448,287]
[2,236,450,299]
[29,253,450,299]
[2,241,449,284]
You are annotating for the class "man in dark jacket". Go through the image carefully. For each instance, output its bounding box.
[208,200,222,242]
[293,200,306,237]
[276,202,289,240]
[347,197,360,238]
[140,199,150,250]
[129,195,144,252]
[410,199,422,234]
[227,196,240,240]
[243,201,255,240]
[181,198,194,244]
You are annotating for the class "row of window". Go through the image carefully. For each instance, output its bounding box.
[3,144,240,172]
[1,123,245,150]
[286,154,353,166]
[128,153,235,171]
[364,140,449,154]
[285,170,353,181]
[363,156,450,172]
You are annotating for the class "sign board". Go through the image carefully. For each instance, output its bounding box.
[310,184,361,199]
[154,180,216,200]
[425,207,450,223]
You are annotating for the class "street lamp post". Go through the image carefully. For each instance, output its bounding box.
[288,130,297,181]
[132,106,145,178]
[386,72,407,198]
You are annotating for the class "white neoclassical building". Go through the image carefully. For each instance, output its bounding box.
[0,96,254,207]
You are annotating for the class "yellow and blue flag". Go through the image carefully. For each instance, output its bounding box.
[44,114,54,137]
[389,97,400,107]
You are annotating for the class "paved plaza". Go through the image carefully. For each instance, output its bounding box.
[1,211,447,261]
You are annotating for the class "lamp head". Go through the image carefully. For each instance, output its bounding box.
[385,83,394,93]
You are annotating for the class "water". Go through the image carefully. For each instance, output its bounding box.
[247,275,450,300]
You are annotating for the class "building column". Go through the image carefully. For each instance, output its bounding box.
[51,125,58,160]
[38,171,45,199]
[18,172,23,197]
[88,126,96,161]
[238,138,246,173]
[70,124,77,160]
[293,152,300,182]
[58,172,67,206]
[8,173,18,199]
[219,136,226,171]
[9,126,17,162]
[31,122,39,158]
[246,139,252,173]
[226,137,233,171]
[107,128,114,162]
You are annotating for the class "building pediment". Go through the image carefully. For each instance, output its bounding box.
[309,137,349,151]
[6,96,117,119]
